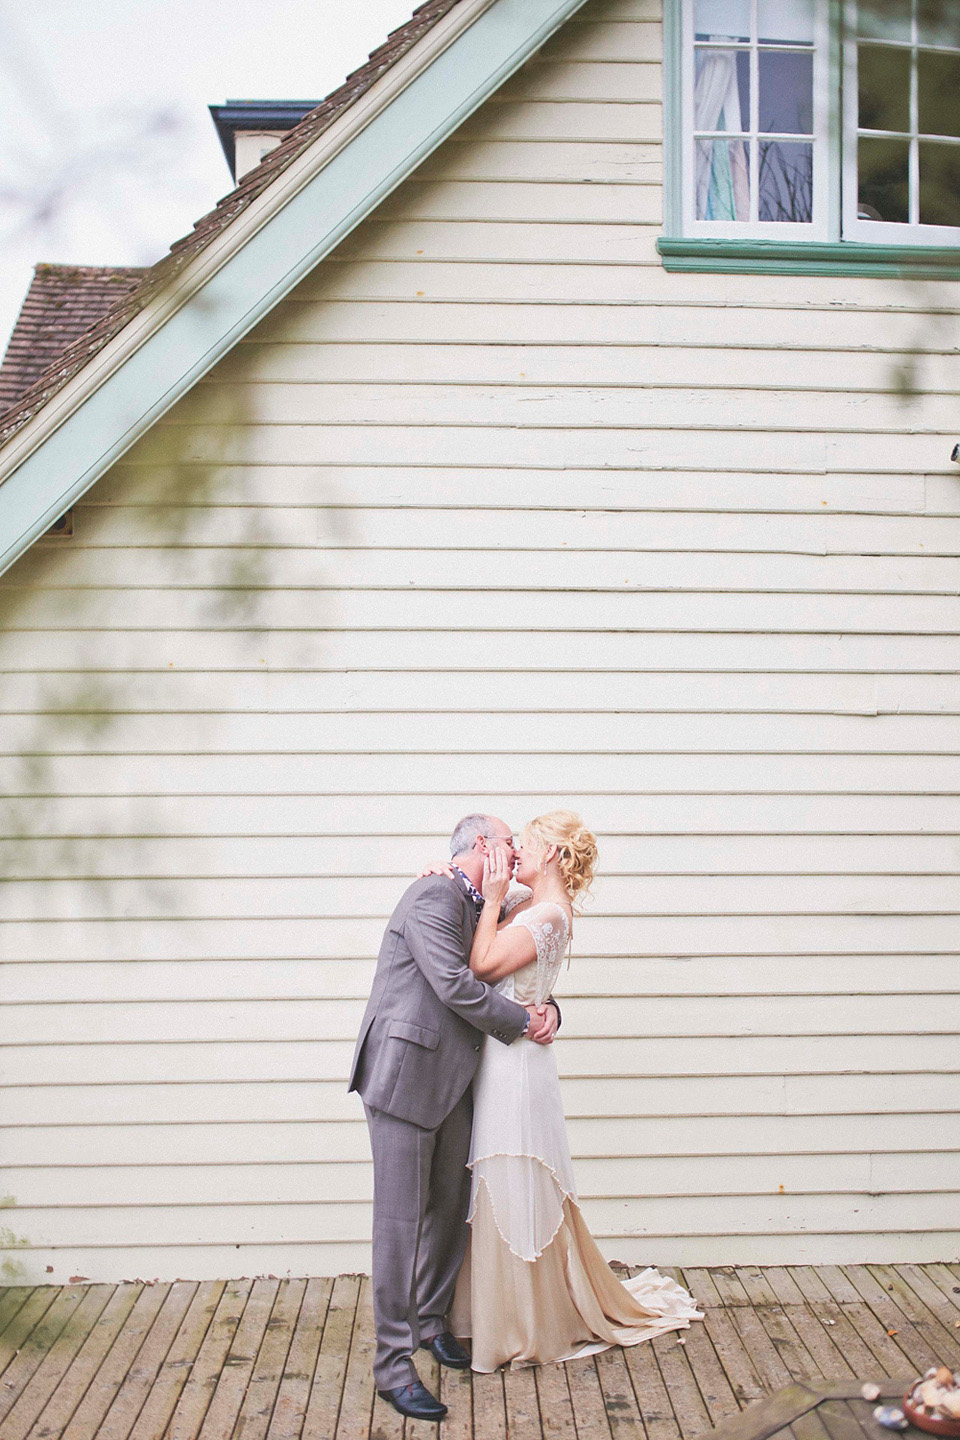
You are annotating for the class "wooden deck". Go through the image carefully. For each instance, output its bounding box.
[1,1264,959,1440]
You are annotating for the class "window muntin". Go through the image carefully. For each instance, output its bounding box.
[683,0,829,237]
[843,0,960,243]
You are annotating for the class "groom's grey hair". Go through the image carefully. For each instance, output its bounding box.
[449,813,497,859]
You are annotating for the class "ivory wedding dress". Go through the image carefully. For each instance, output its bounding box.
[450,890,702,1372]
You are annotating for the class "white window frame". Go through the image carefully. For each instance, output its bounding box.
[841,0,960,245]
[681,0,832,239]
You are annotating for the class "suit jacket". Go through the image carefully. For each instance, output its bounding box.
[348,874,530,1129]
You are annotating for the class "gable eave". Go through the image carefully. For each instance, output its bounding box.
[0,0,590,579]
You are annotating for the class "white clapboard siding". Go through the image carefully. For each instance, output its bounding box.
[0,628,955,671]
[2,1033,958,1088]
[39,505,960,555]
[1,589,957,632]
[4,1111,956,1166]
[5,952,958,1002]
[93,465,957,514]
[2,872,958,922]
[1,0,958,1282]
[1,792,958,841]
[0,833,958,881]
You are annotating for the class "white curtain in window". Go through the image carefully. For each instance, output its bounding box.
[694,41,750,220]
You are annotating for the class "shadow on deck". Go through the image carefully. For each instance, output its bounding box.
[0,1263,958,1439]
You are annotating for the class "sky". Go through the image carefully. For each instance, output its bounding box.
[0,0,417,349]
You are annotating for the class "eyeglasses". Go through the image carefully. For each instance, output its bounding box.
[486,834,515,847]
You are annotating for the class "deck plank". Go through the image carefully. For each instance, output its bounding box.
[503,1362,543,1440]
[439,1361,472,1440]
[302,1273,361,1440]
[0,1288,34,1338]
[158,1279,252,1440]
[336,1275,377,1440]
[681,1270,766,1409]
[1,1288,64,1378]
[709,1272,794,1395]
[623,1332,682,1440]
[564,1354,613,1440]
[651,1331,712,1439]
[0,1286,92,1426]
[406,1346,441,1440]
[267,1276,333,1440]
[672,1308,742,1426]
[734,1270,824,1385]
[913,1264,960,1317]
[760,1271,855,1382]
[123,1280,223,1440]
[3,1262,958,1440]
[23,1281,141,1440]
[785,1270,893,1381]
[196,1276,279,1440]
[808,1269,923,1380]
[870,1266,960,1369]
[93,1280,200,1440]
[595,1343,646,1438]
[228,1278,307,1440]
[60,1282,169,1440]
[535,1360,577,1440]
[471,1370,506,1440]
[2,1284,114,1440]
[839,1266,943,1375]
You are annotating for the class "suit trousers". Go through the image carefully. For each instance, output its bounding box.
[364,1086,473,1389]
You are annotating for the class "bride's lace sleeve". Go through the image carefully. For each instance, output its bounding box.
[502,885,532,917]
[508,903,569,1005]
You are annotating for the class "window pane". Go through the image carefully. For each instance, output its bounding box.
[695,138,751,219]
[759,49,814,133]
[759,140,813,219]
[918,50,960,137]
[695,46,749,132]
[695,0,750,41]
[917,6,960,48]
[858,44,911,131]
[857,136,910,220]
[758,0,814,43]
[919,141,960,225]
[857,1,910,42]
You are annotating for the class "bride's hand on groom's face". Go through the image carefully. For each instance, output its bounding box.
[481,848,511,907]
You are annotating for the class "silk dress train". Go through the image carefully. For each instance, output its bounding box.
[450,891,703,1372]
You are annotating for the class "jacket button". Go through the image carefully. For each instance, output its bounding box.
[474,1043,481,1051]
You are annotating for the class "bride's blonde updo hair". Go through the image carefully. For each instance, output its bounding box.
[522,809,597,911]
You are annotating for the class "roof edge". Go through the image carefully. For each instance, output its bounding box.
[0,0,592,581]
[0,0,499,488]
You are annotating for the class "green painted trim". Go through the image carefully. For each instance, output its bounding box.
[657,237,960,278]
[0,0,590,578]
[661,0,682,239]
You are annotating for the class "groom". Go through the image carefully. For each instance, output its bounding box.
[348,814,560,1420]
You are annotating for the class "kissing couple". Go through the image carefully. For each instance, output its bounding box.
[348,810,702,1422]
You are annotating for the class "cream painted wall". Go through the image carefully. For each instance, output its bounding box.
[1,0,959,1283]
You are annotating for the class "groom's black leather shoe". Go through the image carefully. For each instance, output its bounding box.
[377,1379,448,1420]
[420,1330,471,1369]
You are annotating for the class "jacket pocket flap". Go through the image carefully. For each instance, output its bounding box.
[388,1019,440,1050]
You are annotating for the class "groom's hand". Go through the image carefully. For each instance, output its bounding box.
[525,1002,559,1045]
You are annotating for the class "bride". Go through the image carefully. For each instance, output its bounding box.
[424,809,701,1372]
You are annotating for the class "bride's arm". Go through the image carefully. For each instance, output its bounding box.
[469,851,538,984]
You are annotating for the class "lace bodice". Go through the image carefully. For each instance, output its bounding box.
[500,890,570,1005]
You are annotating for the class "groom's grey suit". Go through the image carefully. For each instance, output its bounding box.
[349,873,529,1388]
